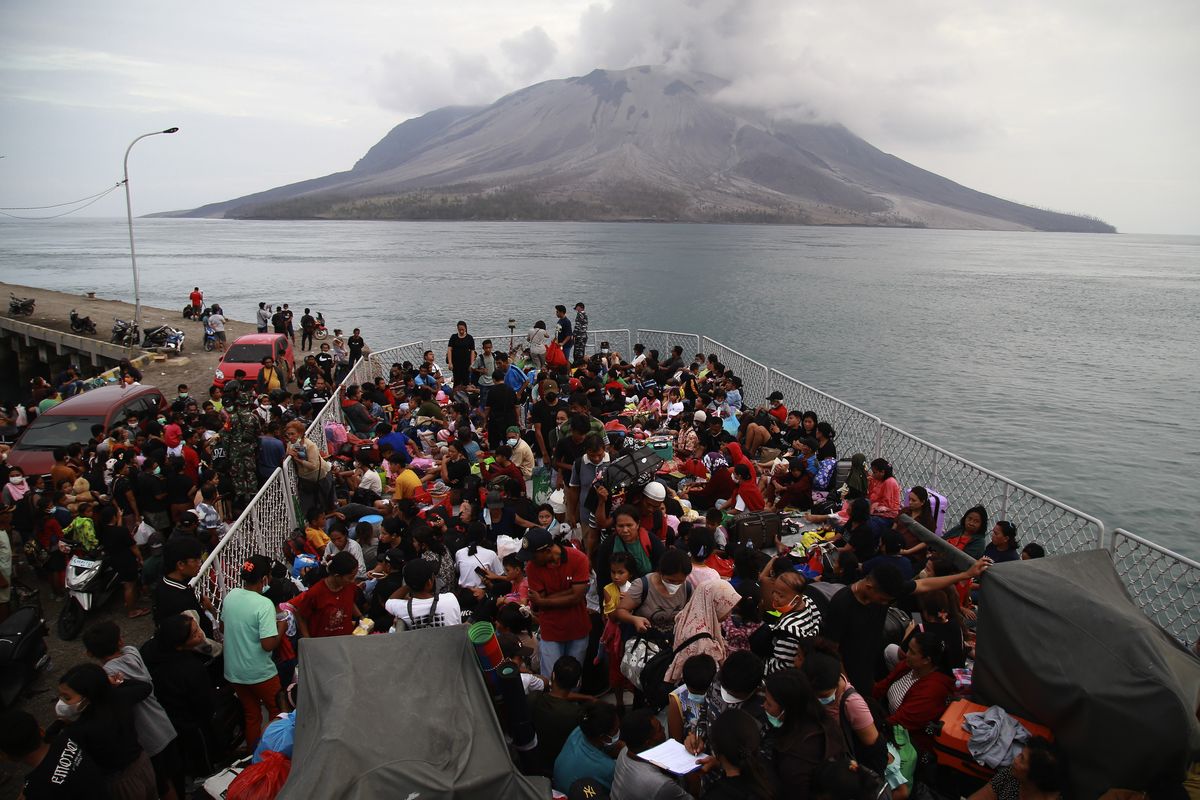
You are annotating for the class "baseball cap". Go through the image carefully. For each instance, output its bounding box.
[328,551,359,576]
[497,631,535,661]
[692,410,707,423]
[643,481,666,502]
[515,528,555,561]
[568,777,610,800]
[240,555,272,583]
[506,425,521,435]
[768,390,784,401]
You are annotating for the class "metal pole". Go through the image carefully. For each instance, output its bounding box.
[123,127,179,343]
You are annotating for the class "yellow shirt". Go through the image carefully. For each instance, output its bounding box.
[306,526,330,550]
[602,582,622,617]
[391,468,423,501]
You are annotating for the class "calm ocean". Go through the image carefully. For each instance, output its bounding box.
[1,218,1197,557]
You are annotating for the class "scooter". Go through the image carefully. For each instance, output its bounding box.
[0,583,51,707]
[69,309,97,334]
[203,323,218,351]
[8,294,35,316]
[313,313,328,340]
[111,317,139,346]
[143,324,186,353]
[58,554,122,640]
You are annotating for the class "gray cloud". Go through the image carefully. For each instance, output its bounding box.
[501,26,558,80]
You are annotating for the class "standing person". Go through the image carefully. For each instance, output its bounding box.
[573,303,589,365]
[271,307,286,335]
[472,340,497,406]
[0,503,13,623]
[291,551,361,638]
[347,328,366,366]
[484,370,518,448]
[554,305,574,364]
[282,304,295,344]
[526,321,550,371]
[226,389,263,513]
[188,287,203,317]
[220,555,281,751]
[255,302,270,334]
[519,529,591,679]
[315,342,334,384]
[446,322,476,389]
[299,308,316,352]
[207,306,226,353]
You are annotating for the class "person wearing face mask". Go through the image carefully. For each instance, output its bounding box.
[552,701,622,793]
[802,650,887,776]
[134,457,169,533]
[0,708,110,798]
[665,580,741,686]
[762,668,843,798]
[54,662,159,799]
[504,425,536,483]
[569,434,609,553]
[220,555,283,750]
[704,708,780,800]
[666,654,718,744]
[614,547,693,637]
[685,651,767,759]
[758,560,821,675]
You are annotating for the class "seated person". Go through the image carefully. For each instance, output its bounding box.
[553,703,621,792]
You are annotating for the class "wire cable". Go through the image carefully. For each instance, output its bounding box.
[0,182,124,210]
[0,183,123,220]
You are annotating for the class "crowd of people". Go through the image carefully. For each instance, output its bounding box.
[0,301,1075,800]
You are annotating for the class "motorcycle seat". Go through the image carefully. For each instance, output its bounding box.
[0,606,39,639]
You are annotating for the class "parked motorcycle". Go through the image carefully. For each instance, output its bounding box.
[8,294,35,316]
[0,583,51,707]
[58,554,122,640]
[143,324,186,353]
[313,318,328,340]
[111,317,139,346]
[203,323,218,351]
[69,309,97,334]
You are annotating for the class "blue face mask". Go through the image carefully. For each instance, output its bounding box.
[687,690,706,705]
[818,693,837,706]
[766,711,784,728]
[603,732,620,747]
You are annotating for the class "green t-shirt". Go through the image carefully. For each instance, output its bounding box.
[221,587,278,685]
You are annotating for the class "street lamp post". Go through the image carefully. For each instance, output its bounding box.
[123,127,179,344]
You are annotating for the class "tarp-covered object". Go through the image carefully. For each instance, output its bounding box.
[278,626,550,799]
[974,550,1200,796]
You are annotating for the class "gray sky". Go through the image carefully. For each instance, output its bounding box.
[2,0,1196,233]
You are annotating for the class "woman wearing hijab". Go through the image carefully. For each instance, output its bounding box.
[665,580,741,683]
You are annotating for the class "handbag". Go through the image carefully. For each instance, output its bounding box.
[546,341,568,368]
[620,633,662,687]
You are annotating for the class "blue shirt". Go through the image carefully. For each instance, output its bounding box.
[414,373,438,390]
[726,388,743,409]
[377,431,412,464]
[503,364,528,393]
[556,316,573,343]
[257,435,286,478]
[553,726,615,792]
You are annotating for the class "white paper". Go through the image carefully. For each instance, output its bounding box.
[639,738,706,775]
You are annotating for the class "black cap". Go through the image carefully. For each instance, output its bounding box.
[240,555,271,583]
[568,777,611,800]
[328,551,358,576]
[515,528,555,561]
[768,390,784,401]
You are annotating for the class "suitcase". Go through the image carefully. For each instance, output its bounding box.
[728,510,788,549]
[644,435,675,462]
[930,699,1053,779]
[603,446,665,492]
[925,487,948,536]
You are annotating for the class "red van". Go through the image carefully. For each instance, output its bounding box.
[6,384,166,476]
[213,333,294,388]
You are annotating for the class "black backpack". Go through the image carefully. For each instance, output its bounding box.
[639,630,712,711]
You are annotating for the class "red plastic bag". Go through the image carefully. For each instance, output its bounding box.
[227,751,291,800]
[546,341,568,368]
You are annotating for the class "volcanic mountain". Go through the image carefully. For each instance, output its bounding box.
[170,66,1114,232]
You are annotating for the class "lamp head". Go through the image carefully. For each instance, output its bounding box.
[162,127,180,134]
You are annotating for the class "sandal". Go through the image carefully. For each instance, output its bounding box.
[127,608,150,619]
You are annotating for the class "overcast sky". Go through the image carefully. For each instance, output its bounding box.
[1,0,1196,233]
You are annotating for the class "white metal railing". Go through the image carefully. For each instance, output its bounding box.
[191,324,1197,646]
[703,336,770,408]
[769,369,883,462]
[635,329,702,366]
[1111,529,1200,647]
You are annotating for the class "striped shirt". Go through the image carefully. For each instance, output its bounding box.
[767,600,822,674]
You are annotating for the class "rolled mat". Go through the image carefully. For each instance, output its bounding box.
[468,621,504,689]
[497,661,538,751]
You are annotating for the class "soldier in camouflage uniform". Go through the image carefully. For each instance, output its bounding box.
[225,385,262,512]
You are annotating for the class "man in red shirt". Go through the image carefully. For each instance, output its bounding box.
[189,287,203,314]
[291,551,360,637]
[519,528,591,679]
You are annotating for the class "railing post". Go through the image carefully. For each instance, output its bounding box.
[1000,484,1011,519]
[873,421,883,459]
[931,452,940,492]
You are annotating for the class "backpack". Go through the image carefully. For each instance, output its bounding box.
[636,630,712,712]
[324,420,349,452]
[397,593,440,631]
[836,687,889,776]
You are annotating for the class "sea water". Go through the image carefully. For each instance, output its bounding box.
[1,218,1197,557]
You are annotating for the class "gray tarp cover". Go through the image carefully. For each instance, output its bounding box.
[974,550,1200,797]
[278,626,550,799]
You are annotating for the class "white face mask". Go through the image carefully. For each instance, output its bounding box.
[719,685,742,705]
[617,580,631,593]
[662,579,683,596]
[56,698,85,721]
[506,438,518,447]
[9,476,23,485]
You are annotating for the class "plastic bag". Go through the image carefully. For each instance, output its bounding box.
[545,341,568,368]
[226,750,290,800]
[532,466,552,505]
